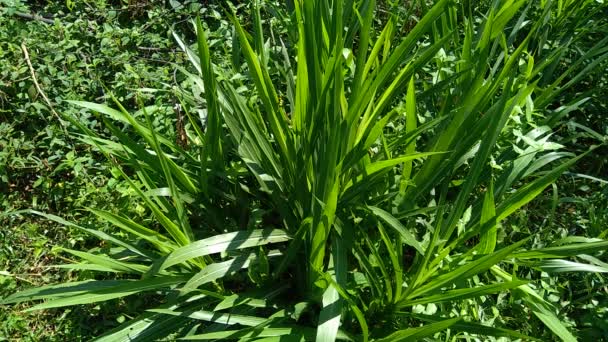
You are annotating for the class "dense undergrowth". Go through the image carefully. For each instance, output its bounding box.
[1,0,607,341]
[1,0,229,339]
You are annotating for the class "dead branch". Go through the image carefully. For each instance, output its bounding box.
[20,42,72,145]
[14,12,55,25]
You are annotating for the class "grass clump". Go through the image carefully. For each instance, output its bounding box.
[2,0,608,340]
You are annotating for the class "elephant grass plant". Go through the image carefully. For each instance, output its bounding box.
[2,0,608,340]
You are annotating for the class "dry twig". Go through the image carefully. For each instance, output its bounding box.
[14,12,55,25]
[20,42,73,145]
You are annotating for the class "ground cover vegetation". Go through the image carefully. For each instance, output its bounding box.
[1,0,607,341]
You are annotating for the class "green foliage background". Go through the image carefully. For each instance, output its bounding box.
[0,0,207,338]
[0,0,607,341]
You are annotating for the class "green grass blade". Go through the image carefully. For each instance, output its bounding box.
[180,253,267,295]
[21,276,188,311]
[478,178,497,254]
[511,240,608,259]
[139,101,194,244]
[496,151,589,222]
[6,210,155,259]
[229,10,291,166]
[397,280,527,308]
[149,308,266,326]
[377,222,403,301]
[407,239,527,299]
[152,229,290,273]
[180,327,318,340]
[400,76,417,194]
[94,311,189,342]
[405,313,541,341]
[491,266,577,342]
[195,16,223,174]
[316,232,348,342]
[530,259,608,273]
[367,206,424,255]
[89,208,176,253]
[59,248,149,274]
[375,317,461,342]
[1,279,126,305]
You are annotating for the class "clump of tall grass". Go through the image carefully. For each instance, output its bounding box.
[2,0,607,340]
